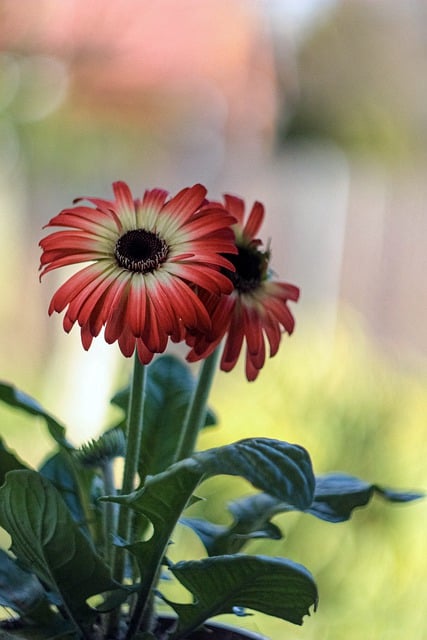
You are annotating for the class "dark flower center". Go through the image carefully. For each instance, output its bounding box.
[224,245,265,293]
[114,229,169,273]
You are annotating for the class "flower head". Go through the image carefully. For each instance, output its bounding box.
[40,181,237,363]
[186,194,300,381]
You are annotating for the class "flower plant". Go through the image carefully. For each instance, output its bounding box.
[0,181,422,640]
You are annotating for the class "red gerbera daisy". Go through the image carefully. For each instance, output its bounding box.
[39,181,237,363]
[186,194,300,381]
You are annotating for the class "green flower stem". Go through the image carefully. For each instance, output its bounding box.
[101,459,117,565]
[173,347,221,463]
[112,354,147,579]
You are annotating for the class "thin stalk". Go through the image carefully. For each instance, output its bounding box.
[64,449,99,544]
[173,348,221,462]
[107,354,147,635]
[101,459,117,565]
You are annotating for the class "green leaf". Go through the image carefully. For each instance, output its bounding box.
[0,624,76,640]
[39,452,89,530]
[227,492,285,537]
[109,438,314,559]
[191,438,314,509]
[307,473,424,522]
[0,625,77,640]
[111,355,216,477]
[39,451,106,553]
[168,555,318,638]
[179,518,230,555]
[182,492,284,556]
[0,470,118,632]
[183,472,423,555]
[0,382,70,449]
[113,461,200,571]
[0,549,55,625]
[0,437,28,485]
[109,438,314,550]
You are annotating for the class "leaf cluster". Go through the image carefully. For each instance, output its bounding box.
[0,358,422,640]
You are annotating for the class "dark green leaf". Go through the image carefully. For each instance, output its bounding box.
[109,437,314,549]
[376,486,425,503]
[0,549,55,625]
[0,625,76,640]
[111,462,200,571]
[191,438,315,510]
[39,452,89,530]
[227,492,287,530]
[108,438,314,561]
[190,492,282,557]
[307,473,424,522]
[39,451,106,552]
[93,586,133,613]
[111,355,216,477]
[0,470,118,631]
[0,437,28,485]
[168,555,318,638]
[179,518,229,555]
[0,382,70,449]
[0,623,80,640]
[183,471,423,555]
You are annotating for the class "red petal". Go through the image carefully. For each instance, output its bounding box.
[136,338,155,364]
[126,277,147,337]
[48,264,107,314]
[223,194,245,226]
[274,282,300,302]
[220,303,244,371]
[162,184,207,222]
[263,315,282,357]
[141,295,168,353]
[166,278,211,332]
[43,207,119,234]
[264,297,295,334]
[76,269,119,328]
[81,324,95,350]
[168,263,231,295]
[104,281,130,344]
[40,231,104,255]
[152,278,185,341]
[40,253,103,278]
[113,181,137,227]
[243,306,263,356]
[113,181,135,210]
[117,328,137,358]
[245,356,260,382]
[244,201,264,240]
[141,188,169,212]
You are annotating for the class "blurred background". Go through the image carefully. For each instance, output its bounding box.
[0,0,426,638]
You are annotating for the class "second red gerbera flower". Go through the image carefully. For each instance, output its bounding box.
[186,194,300,381]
